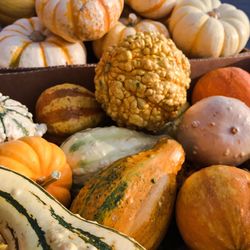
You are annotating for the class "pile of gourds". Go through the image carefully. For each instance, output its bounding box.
[0,0,249,250]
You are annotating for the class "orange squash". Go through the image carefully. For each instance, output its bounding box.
[192,67,250,105]
[0,136,72,207]
[176,165,250,250]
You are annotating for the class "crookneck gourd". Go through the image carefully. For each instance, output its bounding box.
[71,138,185,250]
[0,166,144,250]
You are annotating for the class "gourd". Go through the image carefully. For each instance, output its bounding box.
[0,136,72,207]
[61,126,163,194]
[93,13,170,58]
[36,0,124,42]
[126,0,176,19]
[0,165,145,250]
[36,83,105,136]
[192,67,250,106]
[0,93,46,142]
[176,165,250,250]
[168,0,250,58]
[0,0,35,25]
[71,138,185,250]
[177,96,250,166]
[0,17,87,68]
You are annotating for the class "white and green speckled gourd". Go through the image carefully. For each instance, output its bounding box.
[0,93,46,142]
[0,165,144,250]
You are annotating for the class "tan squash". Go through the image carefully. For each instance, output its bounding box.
[36,0,124,42]
[93,13,170,58]
[0,17,87,68]
[71,138,185,250]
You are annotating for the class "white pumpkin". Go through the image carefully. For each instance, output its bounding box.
[168,0,250,58]
[126,0,176,19]
[0,17,87,68]
[93,13,170,58]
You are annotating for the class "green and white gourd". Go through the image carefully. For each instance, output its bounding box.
[61,126,163,188]
[0,166,144,250]
[0,93,46,142]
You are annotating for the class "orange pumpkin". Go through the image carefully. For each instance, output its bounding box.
[176,165,250,250]
[35,0,124,42]
[192,67,250,105]
[0,136,72,207]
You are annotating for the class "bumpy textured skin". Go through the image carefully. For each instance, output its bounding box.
[95,32,191,132]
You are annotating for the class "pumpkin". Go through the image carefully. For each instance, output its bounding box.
[126,0,176,19]
[0,17,87,68]
[177,96,250,166]
[192,67,250,106]
[168,0,250,58]
[36,0,124,43]
[176,165,250,250]
[0,0,35,25]
[71,138,185,250]
[0,93,46,142]
[0,166,145,250]
[0,136,72,207]
[93,13,170,58]
[35,83,105,136]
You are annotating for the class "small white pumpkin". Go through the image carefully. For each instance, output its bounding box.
[168,0,250,58]
[0,17,87,68]
[93,13,170,58]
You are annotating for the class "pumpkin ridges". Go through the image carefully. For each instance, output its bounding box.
[98,0,110,33]
[39,42,48,67]
[51,0,61,36]
[139,0,168,15]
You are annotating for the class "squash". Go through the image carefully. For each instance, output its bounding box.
[0,136,72,207]
[36,83,105,136]
[0,0,35,25]
[0,166,145,250]
[93,13,170,58]
[176,165,250,250]
[168,0,250,58]
[0,93,46,142]
[71,138,185,250]
[36,0,124,43]
[192,67,250,106]
[126,0,176,19]
[177,96,250,166]
[0,17,87,68]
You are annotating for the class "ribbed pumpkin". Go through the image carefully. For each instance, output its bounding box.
[0,136,72,207]
[126,0,176,19]
[176,165,250,250]
[36,0,124,42]
[0,17,87,68]
[71,138,185,250]
[192,67,250,106]
[93,13,170,58]
[168,0,250,58]
[36,83,105,136]
[0,0,35,25]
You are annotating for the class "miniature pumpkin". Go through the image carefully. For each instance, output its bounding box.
[36,0,124,42]
[0,93,46,142]
[176,165,250,250]
[0,17,87,68]
[36,83,105,136]
[192,67,250,106]
[177,96,250,166]
[94,32,191,132]
[168,0,250,58]
[93,13,170,58]
[0,136,72,207]
[126,0,176,19]
[0,0,35,25]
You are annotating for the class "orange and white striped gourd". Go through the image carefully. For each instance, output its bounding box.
[0,17,87,68]
[93,13,170,58]
[36,0,124,42]
[126,0,176,19]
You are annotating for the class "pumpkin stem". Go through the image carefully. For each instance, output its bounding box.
[36,171,61,187]
[207,9,220,19]
[29,31,46,42]
[128,13,139,26]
